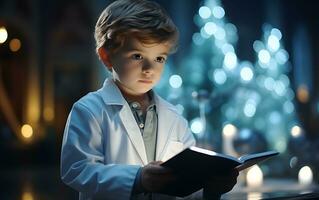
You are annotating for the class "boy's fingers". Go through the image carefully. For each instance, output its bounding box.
[144,163,173,174]
[149,161,164,165]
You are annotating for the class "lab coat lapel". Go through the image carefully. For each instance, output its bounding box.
[118,104,148,165]
[101,78,148,165]
[154,94,173,161]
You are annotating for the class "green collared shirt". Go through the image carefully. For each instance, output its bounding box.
[129,92,158,199]
[128,92,158,163]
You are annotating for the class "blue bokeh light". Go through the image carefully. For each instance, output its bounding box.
[212,6,225,19]
[169,75,183,88]
[223,52,237,70]
[199,6,211,19]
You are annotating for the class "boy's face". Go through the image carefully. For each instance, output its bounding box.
[106,37,171,97]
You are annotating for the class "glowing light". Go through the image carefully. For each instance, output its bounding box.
[21,124,33,138]
[298,166,313,185]
[0,26,8,43]
[240,66,254,82]
[222,124,237,138]
[204,22,217,35]
[246,165,263,187]
[192,33,204,45]
[22,192,34,200]
[264,77,275,91]
[258,49,271,64]
[291,125,302,138]
[267,35,280,52]
[253,40,264,53]
[223,52,237,70]
[283,101,294,114]
[289,156,298,168]
[225,23,238,35]
[175,104,184,115]
[274,81,286,96]
[275,139,287,153]
[221,43,234,54]
[279,74,290,87]
[270,28,282,40]
[215,27,226,40]
[199,6,211,19]
[275,49,289,65]
[213,69,227,85]
[212,6,225,19]
[297,84,309,103]
[190,118,204,135]
[244,100,256,117]
[240,129,252,139]
[200,27,210,39]
[169,75,182,89]
[248,192,263,200]
[9,38,21,52]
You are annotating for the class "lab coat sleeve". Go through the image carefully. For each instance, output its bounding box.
[60,102,140,199]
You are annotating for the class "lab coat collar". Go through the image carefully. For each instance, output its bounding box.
[100,78,126,106]
[100,78,178,164]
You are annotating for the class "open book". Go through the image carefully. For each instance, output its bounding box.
[160,146,279,197]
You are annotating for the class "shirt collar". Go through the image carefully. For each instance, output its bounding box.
[128,90,156,112]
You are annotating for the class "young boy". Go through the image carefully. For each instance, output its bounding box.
[60,0,238,199]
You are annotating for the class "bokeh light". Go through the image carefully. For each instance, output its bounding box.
[0,26,8,43]
[223,52,237,70]
[291,125,302,138]
[240,66,254,82]
[190,118,204,135]
[297,84,309,103]
[298,166,313,185]
[204,22,217,35]
[169,75,183,88]
[9,38,21,52]
[213,69,227,85]
[222,124,237,138]
[258,49,271,64]
[267,35,280,52]
[212,6,225,19]
[21,124,33,139]
[199,6,211,19]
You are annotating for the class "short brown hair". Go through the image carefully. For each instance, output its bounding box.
[94,0,179,54]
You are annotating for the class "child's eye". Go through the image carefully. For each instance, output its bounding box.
[132,54,143,60]
[155,57,166,63]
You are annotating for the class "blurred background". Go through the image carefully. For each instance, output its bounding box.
[0,0,319,199]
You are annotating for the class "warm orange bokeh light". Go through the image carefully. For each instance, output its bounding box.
[9,38,21,52]
[297,84,309,103]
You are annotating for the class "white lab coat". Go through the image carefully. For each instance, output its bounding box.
[60,78,198,200]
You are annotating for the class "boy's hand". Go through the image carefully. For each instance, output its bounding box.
[203,169,239,199]
[140,161,176,193]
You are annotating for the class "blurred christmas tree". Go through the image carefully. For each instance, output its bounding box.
[156,0,298,158]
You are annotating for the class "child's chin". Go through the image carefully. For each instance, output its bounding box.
[137,88,152,94]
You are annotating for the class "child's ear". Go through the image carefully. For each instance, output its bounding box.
[98,47,112,70]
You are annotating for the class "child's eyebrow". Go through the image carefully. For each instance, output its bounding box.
[127,48,168,56]
[159,52,168,56]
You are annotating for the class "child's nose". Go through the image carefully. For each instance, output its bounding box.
[142,59,154,71]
